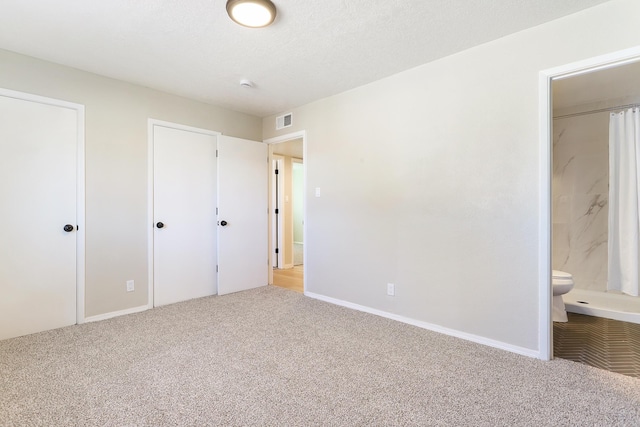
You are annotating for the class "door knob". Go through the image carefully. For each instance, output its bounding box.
[63,224,74,232]
[156,222,165,229]
[219,220,228,226]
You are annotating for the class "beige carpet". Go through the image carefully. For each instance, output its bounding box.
[1,286,639,426]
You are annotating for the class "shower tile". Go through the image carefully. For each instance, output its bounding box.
[552,114,609,295]
[552,195,571,224]
[575,154,608,195]
[552,249,570,272]
[553,150,577,195]
[555,114,609,155]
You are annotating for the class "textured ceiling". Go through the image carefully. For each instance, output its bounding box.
[0,0,612,117]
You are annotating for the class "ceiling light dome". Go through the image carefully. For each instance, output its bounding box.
[226,0,277,28]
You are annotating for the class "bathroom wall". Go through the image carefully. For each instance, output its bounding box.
[552,113,609,291]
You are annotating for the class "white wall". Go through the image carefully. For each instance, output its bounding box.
[262,0,640,353]
[0,48,261,317]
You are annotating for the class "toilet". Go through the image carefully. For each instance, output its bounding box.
[552,270,574,322]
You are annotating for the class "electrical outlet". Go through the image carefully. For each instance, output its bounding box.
[126,280,135,292]
[387,283,395,296]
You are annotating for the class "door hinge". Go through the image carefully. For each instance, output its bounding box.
[216,265,219,273]
[216,207,218,215]
[275,208,279,214]
[216,149,218,157]
[275,248,279,254]
[275,169,279,175]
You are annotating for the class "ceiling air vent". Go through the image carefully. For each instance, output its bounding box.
[276,113,292,130]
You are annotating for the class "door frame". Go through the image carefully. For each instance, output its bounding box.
[147,119,220,308]
[0,87,86,324]
[538,46,640,360]
[264,130,307,292]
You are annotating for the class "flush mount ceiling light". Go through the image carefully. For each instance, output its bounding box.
[226,0,276,28]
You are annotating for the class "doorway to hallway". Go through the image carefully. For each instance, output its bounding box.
[266,132,306,293]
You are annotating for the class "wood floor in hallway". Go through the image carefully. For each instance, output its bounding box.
[272,265,303,293]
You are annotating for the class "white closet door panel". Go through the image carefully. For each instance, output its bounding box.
[153,125,217,306]
[217,135,268,295]
[0,95,77,340]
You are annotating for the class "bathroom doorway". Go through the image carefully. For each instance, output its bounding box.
[542,47,640,374]
[266,132,306,293]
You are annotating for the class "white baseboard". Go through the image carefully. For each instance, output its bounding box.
[83,304,149,324]
[304,291,540,359]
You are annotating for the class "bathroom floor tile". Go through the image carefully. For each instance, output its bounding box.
[553,312,640,378]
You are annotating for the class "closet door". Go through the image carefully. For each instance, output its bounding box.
[151,125,268,303]
[217,135,268,295]
[0,93,79,340]
[152,124,218,306]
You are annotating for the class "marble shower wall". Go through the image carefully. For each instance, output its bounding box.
[553,112,609,291]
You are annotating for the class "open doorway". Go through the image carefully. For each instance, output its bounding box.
[266,133,305,293]
[551,61,640,378]
[540,47,640,373]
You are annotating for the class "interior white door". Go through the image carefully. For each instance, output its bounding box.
[153,125,217,306]
[0,94,78,340]
[271,157,284,268]
[217,135,268,295]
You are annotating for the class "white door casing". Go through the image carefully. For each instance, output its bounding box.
[0,90,84,340]
[151,122,219,307]
[217,135,268,295]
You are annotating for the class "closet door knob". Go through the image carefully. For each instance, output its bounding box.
[63,224,74,232]
[156,222,165,229]
[219,220,228,226]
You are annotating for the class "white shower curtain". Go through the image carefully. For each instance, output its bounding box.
[608,108,640,297]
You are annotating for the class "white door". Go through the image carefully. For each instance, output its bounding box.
[217,136,268,295]
[0,94,79,340]
[271,157,284,268]
[153,125,217,306]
